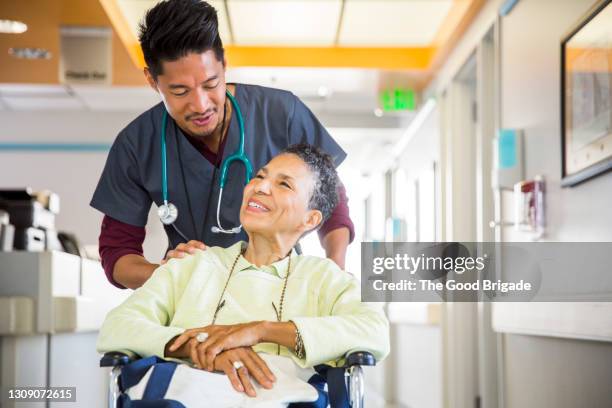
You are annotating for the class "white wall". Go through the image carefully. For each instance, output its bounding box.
[396,104,440,242]
[427,0,612,407]
[396,106,440,184]
[379,105,443,408]
[430,0,612,242]
[501,0,612,242]
[0,110,168,261]
[499,1,612,406]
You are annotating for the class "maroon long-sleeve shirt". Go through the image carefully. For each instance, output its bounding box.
[99,134,354,288]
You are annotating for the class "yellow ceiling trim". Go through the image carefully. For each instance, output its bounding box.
[225,46,433,70]
[99,0,145,68]
[99,0,483,77]
[99,0,432,70]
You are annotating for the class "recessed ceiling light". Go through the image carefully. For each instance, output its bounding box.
[8,48,52,60]
[0,20,27,34]
[317,86,329,98]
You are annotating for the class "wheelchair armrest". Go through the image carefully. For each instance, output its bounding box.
[100,351,135,368]
[344,351,376,367]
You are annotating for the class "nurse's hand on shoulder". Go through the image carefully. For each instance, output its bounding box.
[161,240,207,264]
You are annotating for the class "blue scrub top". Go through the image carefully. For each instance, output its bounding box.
[90,83,347,251]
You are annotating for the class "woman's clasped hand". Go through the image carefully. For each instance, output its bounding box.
[165,322,275,396]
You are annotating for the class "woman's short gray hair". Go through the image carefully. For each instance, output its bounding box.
[282,143,339,223]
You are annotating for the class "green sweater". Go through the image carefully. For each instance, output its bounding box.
[97,241,389,368]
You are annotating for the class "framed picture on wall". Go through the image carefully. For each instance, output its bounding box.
[561,0,612,187]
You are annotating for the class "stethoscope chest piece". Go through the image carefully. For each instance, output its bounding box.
[158,202,178,225]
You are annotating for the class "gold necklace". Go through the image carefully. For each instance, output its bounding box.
[210,247,241,325]
[211,246,292,355]
[272,254,291,354]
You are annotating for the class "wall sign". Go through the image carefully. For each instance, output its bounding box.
[59,26,112,85]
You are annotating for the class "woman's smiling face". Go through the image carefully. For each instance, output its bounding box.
[240,153,322,237]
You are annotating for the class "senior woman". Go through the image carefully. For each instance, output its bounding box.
[96,144,389,403]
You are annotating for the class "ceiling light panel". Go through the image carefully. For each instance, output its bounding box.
[339,0,453,46]
[226,67,379,95]
[117,0,232,44]
[116,1,156,38]
[228,0,341,46]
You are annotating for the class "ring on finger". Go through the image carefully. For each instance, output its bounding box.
[196,332,209,343]
[233,361,244,370]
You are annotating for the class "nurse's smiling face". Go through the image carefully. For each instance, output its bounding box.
[240,154,323,239]
[145,51,227,140]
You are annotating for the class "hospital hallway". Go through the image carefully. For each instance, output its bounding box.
[1,0,612,407]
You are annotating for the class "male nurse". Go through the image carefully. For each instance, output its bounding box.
[91,0,354,289]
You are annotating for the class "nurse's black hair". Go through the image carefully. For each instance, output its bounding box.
[282,144,339,224]
[139,0,224,79]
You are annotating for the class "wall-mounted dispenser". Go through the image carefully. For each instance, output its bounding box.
[514,175,546,239]
[492,129,524,189]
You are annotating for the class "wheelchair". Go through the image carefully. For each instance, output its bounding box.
[100,350,376,408]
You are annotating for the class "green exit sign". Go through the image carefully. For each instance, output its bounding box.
[380,89,416,111]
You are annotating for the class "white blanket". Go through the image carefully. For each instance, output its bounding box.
[126,354,320,407]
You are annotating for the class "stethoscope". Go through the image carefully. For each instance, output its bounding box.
[157,89,253,241]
